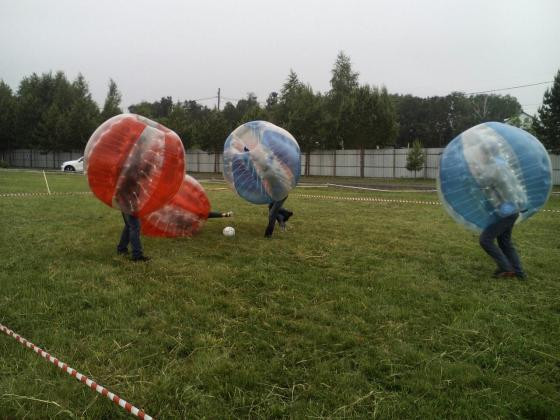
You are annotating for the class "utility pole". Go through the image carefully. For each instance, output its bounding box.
[217,88,221,111]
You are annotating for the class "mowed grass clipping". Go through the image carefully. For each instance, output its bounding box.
[1,170,560,419]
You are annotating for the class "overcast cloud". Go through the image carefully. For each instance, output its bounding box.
[1,0,559,114]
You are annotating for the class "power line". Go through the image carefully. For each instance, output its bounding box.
[190,96,218,102]
[466,81,553,95]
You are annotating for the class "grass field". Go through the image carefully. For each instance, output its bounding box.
[1,169,560,419]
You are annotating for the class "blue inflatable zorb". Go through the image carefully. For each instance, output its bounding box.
[223,121,301,204]
[438,122,552,231]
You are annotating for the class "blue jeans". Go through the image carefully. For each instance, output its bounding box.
[265,198,287,237]
[117,213,143,258]
[479,213,524,276]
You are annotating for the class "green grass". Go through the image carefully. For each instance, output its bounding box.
[1,169,560,418]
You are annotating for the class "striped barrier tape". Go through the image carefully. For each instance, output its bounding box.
[1,190,559,213]
[292,193,560,213]
[0,191,92,198]
[326,182,437,193]
[0,323,154,419]
[293,193,440,205]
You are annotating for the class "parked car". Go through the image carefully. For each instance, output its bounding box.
[61,156,84,172]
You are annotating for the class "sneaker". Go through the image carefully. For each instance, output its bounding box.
[131,255,151,262]
[223,211,233,217]
[493,271,515,278]
[515,272,527,280]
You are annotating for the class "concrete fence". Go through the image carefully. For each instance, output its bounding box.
[3,148,560,185]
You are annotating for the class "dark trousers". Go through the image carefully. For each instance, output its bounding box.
[479,213,524,275]
[265,198,287,237]
[117,213,143,258]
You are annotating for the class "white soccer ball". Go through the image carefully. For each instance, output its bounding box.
[223,226,235,237]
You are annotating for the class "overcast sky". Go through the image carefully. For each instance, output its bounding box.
[1,0,559,115]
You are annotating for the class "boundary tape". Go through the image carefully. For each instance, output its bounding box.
[293,193,440,205]
[292,193,560,213]
[326,182,437,193]
[1,190,559,213]
[0,323,154,419]
[0,191,91,198]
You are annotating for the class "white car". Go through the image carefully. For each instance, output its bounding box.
[61,156,84,172]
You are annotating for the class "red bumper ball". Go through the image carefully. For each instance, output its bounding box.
[140,175,210,237]
[84,114,185,217]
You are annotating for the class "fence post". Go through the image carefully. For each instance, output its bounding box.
[360,146,365,178]
[423,148,428,179]
[392,148,396,179]
[333,150,337,177]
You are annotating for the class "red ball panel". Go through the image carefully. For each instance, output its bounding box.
[141,175,210,237]
[84,114,185,216]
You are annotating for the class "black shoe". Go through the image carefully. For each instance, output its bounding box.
[283,211,293,222]
[515,272,527,280]
[131,255,150,262]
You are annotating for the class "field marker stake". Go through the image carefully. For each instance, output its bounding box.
[42,170,51,195]
[0,323,154,420]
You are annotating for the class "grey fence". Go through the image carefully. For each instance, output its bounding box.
[3,148,560,185]
[1,149,83,170]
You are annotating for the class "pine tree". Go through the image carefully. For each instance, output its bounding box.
[100,79,122,121]
[327,52,360,150]
[533,69,560,151]
[330,51,359,96]
[406,139,425,178]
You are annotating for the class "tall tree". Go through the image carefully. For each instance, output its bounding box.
[327,52,360,149]
[533,69,560,151]
[195,109,229,171]
[235,93,260,121]
[347,85,397,149]
[65,74,101,150]
[282,84,327,152]
[196,109,229,153]
[0,81,16,151]
[100,79,122,121]
[275,70,305,126]
[329,51,359,96]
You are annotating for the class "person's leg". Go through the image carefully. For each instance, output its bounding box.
[125,214,144,259]
[479,217,515,274]
[277,208,293,231]
[282,209,293,222]
[277,212,286,230]
[265,198,286,237]
[208,211,233,218]
[496,214,525,278]
[117,213,130,254]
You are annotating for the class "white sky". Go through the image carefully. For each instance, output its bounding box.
[1,0,559,114]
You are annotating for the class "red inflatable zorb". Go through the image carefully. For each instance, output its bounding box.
[140,175,211,237]
[84,114,185,217]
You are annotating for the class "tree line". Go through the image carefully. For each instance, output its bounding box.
[1,52,558,155]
